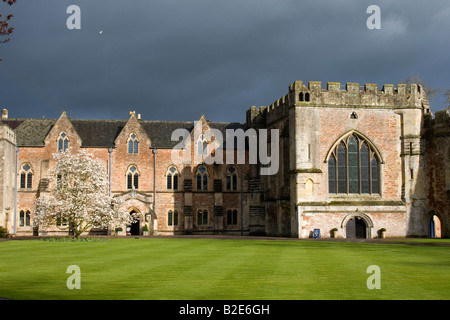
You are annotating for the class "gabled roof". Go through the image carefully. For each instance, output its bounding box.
[0,117,247,149]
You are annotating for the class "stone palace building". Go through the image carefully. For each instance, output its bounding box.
[0,80,448,238]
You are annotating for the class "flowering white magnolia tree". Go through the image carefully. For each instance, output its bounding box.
[34,149,137,238]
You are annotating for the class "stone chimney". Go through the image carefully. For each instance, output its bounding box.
[1,109,8,119]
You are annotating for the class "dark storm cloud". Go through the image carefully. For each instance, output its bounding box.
[1,0,449,122]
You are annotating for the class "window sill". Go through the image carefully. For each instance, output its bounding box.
[328,193,381,200]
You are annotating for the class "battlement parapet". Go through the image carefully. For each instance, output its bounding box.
[424,108,450,137]
[286,80,428,109]
[247,80,432,127]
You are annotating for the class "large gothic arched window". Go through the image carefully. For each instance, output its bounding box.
[327,133,380,195]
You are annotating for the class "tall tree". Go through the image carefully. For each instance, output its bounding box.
[34,149,137,238]
[0,0,16,62]
[404,73,440,103]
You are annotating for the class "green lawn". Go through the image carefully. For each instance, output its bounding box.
[0,237,449,300]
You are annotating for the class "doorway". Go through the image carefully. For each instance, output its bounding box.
[346,216,367,239]
[430,214,442,238]
[128,210,140,236]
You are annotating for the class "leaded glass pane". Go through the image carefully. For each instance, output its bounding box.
[348,136,358,193]
[203,210,208,224]
[20,173,26,189]
[168,211,173,226]
[203,174,207,190]
[227,210,232,224]
[173,174,178,190]
[167,174,172,189]
[361,144,370,193]
[371,157,379,194]
[134,173,139,189]
[233,210,238,225]
[25,211,31,226]
[197,210,202,225]
[19,211,24,227]
[127,174,132,189]
[337,143,346,193]
[27,172,32,189]
[174,210,178,226]
[197,174,202,190]
[328,156,336,193]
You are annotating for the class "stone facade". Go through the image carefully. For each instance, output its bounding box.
[0,80,448,238]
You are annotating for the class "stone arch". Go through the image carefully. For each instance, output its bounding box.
[341,212,374,239]
[127,207,142,236]
[428,210,443,238]
[324,129,384,164]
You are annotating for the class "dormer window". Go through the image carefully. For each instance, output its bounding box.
[58,132,69,152]
[197,134,207,157]
[128,133,139,154]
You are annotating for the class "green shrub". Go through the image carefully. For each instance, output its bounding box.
[0,226,8,238]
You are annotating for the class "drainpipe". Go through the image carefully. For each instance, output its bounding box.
[152,148,157,214]
[108,147,113,196]
[240,164,243,236]
[13,146,19,235]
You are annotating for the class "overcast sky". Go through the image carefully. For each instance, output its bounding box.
[0,0,449,122]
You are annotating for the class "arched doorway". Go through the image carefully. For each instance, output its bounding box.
[128,210,140,236]
[430,213,442,238]
[342,213,373,239]
[346,216,367,238]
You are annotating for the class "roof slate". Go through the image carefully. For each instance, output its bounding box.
[0,117,247,149]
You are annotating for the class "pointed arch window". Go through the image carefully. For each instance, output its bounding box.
[168,210,179,226]
[57,132,69,152]
[227,209,238,225]
[19,210,31,227]
[196,165,208,191]
[327,133,380,194]
[128,133,139,154]
[226,166,238,191]
[166,166,179,190]
[197,209,208,226]
[197,134,208,157]
[19,163,33,189]
[126,165,139,190]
